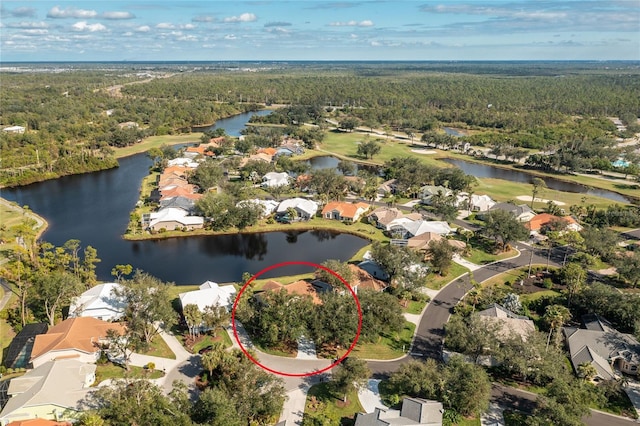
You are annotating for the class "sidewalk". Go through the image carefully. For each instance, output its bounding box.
[452,254,482,271]
[358,379,388,414]
[481,403,505,426]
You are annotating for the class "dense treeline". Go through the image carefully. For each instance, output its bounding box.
[122,70,640,132]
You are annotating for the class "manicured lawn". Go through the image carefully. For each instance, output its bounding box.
[189,329,233,353]
[304,382,364,425]
[338,321,415,360]
[124,216,387,244]
[519,290,561,305]
[94,362,164,385]
[112,133,203,159]
[426,263,469,290]
[140,334,176,359]
[403,300,427,315]
[475,177,617,210]
[463,248,518,265]
[255,342,297,358]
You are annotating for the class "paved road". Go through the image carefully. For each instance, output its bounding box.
[368,244,558,377]
[622,228,640,240]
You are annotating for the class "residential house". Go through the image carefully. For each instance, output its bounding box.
[259,280,323,305]
[117,121,139,129]
[389,219,453,239]
[68,283,125,322]
[455,194,496,212]
[487,203,536,222]
[3,324,48,370]
[477,304,535,342]
[257,147,277,157]
[276,198,319,220]
[376,179,398,199]
[6,420,71,426]
[355,397,443,426]
[419,185,451,205]
[261,172,291,188]
[147,208,204,231]
[2,126,26,134]
[526,213,582,233]
[0,359,95,425]
[166,157,200,168]
[563,314,640,381]
[322,201,370,222]
[162,165,190,177]
[158,196,197,213]
[368,207,422,231]
[178,281,237,313]
[30,317,125,368]
[236,199,279,217]
[348,265,388,293]
[185,141,220,157]
[357,260,390,282]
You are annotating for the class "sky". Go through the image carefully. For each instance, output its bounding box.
[0,1,638,62]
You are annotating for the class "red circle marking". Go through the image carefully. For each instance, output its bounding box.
[231,261,362,377]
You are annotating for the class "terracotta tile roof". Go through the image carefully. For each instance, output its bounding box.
[31,317,125,361]
[8,420,72,426]
[526,213,578,231]
[265,280,322,305]
[162,166,189,176]
[407,232,443,250]
[160,186,201,200]
[257,147,277,156]
[348,265,387,292]
[321,201,370,219]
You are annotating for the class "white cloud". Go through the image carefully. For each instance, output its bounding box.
[71,21,107,32]
[21,29,49,36]
[101,11,135,20]
[193,15,215,23]
[156,23,175,29]
[329,20,374,27]
[183,23,196,30]
[265,27,291,34]
[224,34,237,40]
[6,21,48,29]
[8,7,37,18]
[48,6,98,19]
[136,25,151,32]
[223,13,257,23]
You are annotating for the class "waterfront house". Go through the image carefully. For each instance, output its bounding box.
[419,185,451,205]
[68,283,125,322]
[487,203,536,222]
[258,280,322,305]
[368,207,422,231]
[30,317,125,368]
[158,196,197,213]
[178,281,237,315]
[322,201,370,222]
[236,199,279,217]
[455,193,496,212]
[0,359,95,424]
[348,265,388,293]
[276,198,319,220]
[147,207,204,231]
[357,259,390,282]
[2,323,48,370]
[389,219,453,239]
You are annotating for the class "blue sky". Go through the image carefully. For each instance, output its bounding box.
[1,1,638,61]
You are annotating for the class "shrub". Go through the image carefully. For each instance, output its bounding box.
[6,368,14,374]
[543,278,554,289]
[145,362,156,371]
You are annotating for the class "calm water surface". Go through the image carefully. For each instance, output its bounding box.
[2,112,368,284]
[442,158,631,203]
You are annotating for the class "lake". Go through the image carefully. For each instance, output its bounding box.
[2,112,368,284]
[442,158,631,203]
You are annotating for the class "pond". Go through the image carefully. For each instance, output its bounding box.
[2,111,368,284]
[306,156,380,175]
[442,158,631,203]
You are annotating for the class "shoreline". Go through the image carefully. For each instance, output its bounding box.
[0,197,49,242]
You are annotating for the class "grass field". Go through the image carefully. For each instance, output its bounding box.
[112,133,203,159]
[337,321,415,360]
[140,334,176,359]
[463,247,518,265]
[94,362,164,385]
[426,263,470,290]
[304,382,364,424]
[190,329,233,353]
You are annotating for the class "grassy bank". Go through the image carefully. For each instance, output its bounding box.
[304,382,364,425]
[112,133,203,159]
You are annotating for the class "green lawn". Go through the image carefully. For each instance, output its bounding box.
[112,133,203,159]
[426,263,470,290]
[0,292,17,365]
[463,248,518,265]
[338,322,415,360]
[140,334,176,359]
[94,362,164,385]
[403,300,427,315]
[0,198,48,262]
[189,329,233,353]
[304,382,364,425]
[519,290,561,305]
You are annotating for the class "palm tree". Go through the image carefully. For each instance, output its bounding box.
[543,304,571,351]
[200,342,226,377]
[531,178,547,208]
